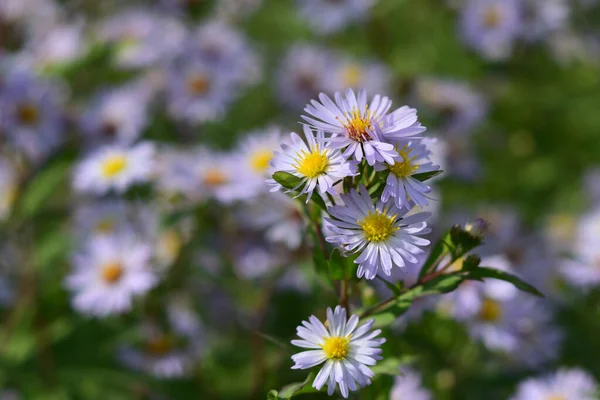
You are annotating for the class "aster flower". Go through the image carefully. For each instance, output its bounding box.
[325,186,431,279]
[276,44,333,110]
[375,140,440,210]
[166,56,236,124]
[186,21,260,86]
[510,368,598,400]
[270,126,358,200]
[390,367,432,400]
[119,300,203,378]
[326,58,392,95]
[302,89,426,165]
[0,69,64,162]
[80,83,151,144]
[291,306,385,398]
[237,192,305,250]
[413,78,487,136]
[73,142,155,195]
[96,8,186,69]
[297,0,375,35]
[65,234,158,317]
[560,207,600,288]
[520,0,569,42]
[460,0,521,61]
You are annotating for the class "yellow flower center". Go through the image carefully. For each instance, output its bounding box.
[146,336,173,355]
[358,211,397,242]
[341,64,362,87]
[295,147,329,179]
[479,298,502,322]
[17,103,39,126]
[95,218,115,234]
[203,168,227,186]
[322,336,350,361]
[187,73,210,95]
[250,149,273,173]
[101,262,124,284]
[343,108,373,143]
[483,5,503,28]
[388,145,419,178]
[101,155,128,178]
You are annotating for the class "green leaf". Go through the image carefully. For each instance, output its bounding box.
[371,355,416,376]
[413,169,443,182]
[328,249,346,280]
[267,390,279,400]
[17,160,71,217]
[467,267,544,297]
[396,273,465,305]
[418,233,454,279]
[272,171,327,210]
[375,276,402,295]
[271,372,315,399]
[371,312,397,328]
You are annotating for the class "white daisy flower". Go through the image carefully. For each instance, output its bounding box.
[270,126,358,200]
[302,89,426,165]
[560,206,600,288]
[73,142,155,195]
[510,368,598,400]
[325,186,431,280]
[65,234,158,317]
[291,306,385,398]
[375,140,440,210]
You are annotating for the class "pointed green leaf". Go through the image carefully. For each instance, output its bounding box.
[413,169,443,182]
[467,267,544,297]
[272,171,327,210]
[277,372,315,399]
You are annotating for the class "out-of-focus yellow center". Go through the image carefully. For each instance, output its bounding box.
[341,64,363,87]
[101,155,128,178]
[359,211,397,242]
[389,145,419,178]
[95,218,115,234]
[322,336,350,361]
[101,262,124,284]
[250,149,273,172]
[546,395,566,400]
[17,103,39,126]
[160,230,182,260]
[343,108,373,143]
[203,168,227,186]
[479,298,502,322]
[295,147,329,179]
[146,336,173,355]
[187,74,210,95]
[483,5,503,28]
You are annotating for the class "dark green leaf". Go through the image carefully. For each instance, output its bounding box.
[328,249,346,280]
[413,169,443,182]
[276,372,315,399]
[17,160,71,217]
[272,171,327,210]
[467,267,544,297]
[418,232,454,279]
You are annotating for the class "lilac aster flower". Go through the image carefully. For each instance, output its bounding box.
[302,89,426,165]
[276,44,334,110]
[297,0,375,35]
[460,0,522,60]
[520,0,569,42]
[510,368,598,400]
[0,69,64,162]
[325,186,431,279]
[80,83,151,144]
[269,125,358,200]
[291,306,385,398]
[375,140,440,210]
